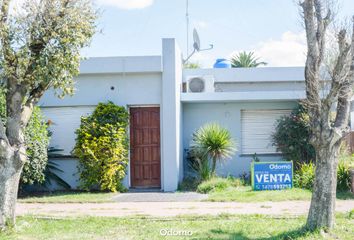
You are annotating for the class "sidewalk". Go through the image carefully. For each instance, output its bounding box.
[16,200,354,217]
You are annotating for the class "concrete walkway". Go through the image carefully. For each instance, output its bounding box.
[112,192,208,202]
[16,200,354,218]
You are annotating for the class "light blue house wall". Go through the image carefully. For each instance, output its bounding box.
[37,38,316,192]
[182,101,298,177]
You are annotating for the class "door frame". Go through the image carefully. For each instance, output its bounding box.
[128,105,162,189]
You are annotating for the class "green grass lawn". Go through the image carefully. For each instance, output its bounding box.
[18,191,116,203]
[1,213,353,240]
[206,186,354,202]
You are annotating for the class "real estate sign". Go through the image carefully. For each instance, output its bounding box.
[251,161,293,191]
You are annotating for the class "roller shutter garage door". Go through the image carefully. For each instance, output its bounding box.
[241,110,291,154]
[41,106,95,155]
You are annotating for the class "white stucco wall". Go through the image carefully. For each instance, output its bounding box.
[40,73,162,107]
[182,101,298,177]
[40,68,163,190]
[161,39,183,191]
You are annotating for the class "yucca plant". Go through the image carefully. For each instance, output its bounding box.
[230,51,267,68]
[45,147,71,190]
[190,123,237,177]
[187,147,211,181]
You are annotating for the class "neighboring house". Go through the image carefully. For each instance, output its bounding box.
[39,39,321,191]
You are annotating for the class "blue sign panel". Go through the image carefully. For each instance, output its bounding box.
[251,162,293,191]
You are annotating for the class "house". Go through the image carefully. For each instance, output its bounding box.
[39,38,329,192]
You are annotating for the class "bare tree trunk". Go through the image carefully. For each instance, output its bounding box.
[307,144,340,229]
[0,87,32,229]
[0,146,25,229]
[211,157,217,176]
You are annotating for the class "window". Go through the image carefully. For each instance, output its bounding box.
[241,110,291,154]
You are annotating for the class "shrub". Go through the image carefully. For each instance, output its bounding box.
[239,171,251,186]
[190,123,236,178]
[0,89,50,186]
[196,177,244,194]
[294,160,352,192]
[178,177,200,191]
[73,102,129,192]
[272,104,315,164]
[187,148,211,181]
[337,161,351,192]
[294,162,315,190]
[21,107,51,185]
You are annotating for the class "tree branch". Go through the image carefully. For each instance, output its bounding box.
[0,0,16,80]
[25,81,51,106]
[323,30,351,110]
[332,17,354,141]
[302,0,323,128]
[24,0,71,92]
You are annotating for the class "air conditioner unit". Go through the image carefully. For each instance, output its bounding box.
[186,75,215,93]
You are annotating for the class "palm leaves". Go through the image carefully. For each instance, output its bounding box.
[45,147,71,189]
[190,123,237,178]
[230,51,267,68]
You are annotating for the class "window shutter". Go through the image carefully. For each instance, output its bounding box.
[241,110,291,154]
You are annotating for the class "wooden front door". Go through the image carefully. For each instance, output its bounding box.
[130,107,161,188]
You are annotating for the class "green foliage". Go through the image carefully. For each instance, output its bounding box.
[197,177,244,194]
[0,0,97,98]
[0,88,5,122]
[0,90,50,186]
[230,51,267,68]
[73,102,129,192]
[21,107,50,185]
[187,148,211,181]
[45,147,71,189]
[337,161,351,192]
[294,162,315,190]
[294,159,352,192]
[190,123,237,178]
[183,62,201,69]
[177,177,201,191]
[273,104,315,164]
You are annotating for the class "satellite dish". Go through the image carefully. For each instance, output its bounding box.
[193,28,200,52]
[183,28,213,64]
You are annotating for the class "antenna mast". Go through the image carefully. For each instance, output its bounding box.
[186,0,189,57]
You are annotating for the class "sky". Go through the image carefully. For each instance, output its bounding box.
[85,0,354,68]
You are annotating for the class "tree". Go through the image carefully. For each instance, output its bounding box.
[272,104,316,164]
[230,51,267,68]
[1,90,50,187]
[0,0,96,229]
[300,0,354,230]
[190,123,236,176]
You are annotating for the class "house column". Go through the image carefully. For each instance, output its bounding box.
[161,39,183,191]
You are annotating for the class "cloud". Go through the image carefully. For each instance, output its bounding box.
[255,31,307,67]
[230,31,307,67]
[193,20,208,29]
[96,0,154,10]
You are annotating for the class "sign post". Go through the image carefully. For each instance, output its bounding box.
[251,161,293,191]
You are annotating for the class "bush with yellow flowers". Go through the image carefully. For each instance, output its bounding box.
[73,102,129,192]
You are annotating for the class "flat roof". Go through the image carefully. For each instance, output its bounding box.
[79,56,162,74]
